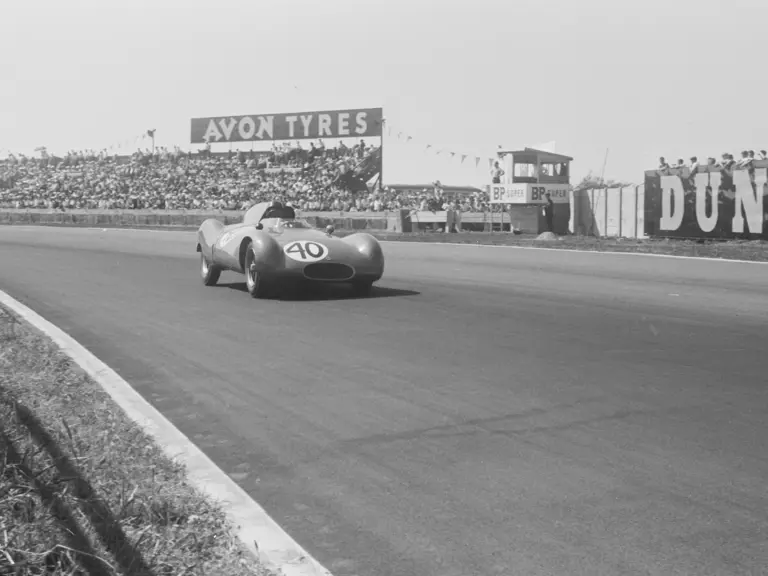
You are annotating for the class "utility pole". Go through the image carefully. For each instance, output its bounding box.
[599,147,609,186]
[147,129,156,154]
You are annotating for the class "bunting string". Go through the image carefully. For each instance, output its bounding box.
[13,122,501,164]
[384,121,497,173]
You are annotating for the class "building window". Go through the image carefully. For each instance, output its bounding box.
[513,163,536,177]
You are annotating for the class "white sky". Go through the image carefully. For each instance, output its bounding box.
[3,0,767,187]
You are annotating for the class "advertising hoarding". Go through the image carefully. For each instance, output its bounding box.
[488,183,570,204]
[644,167,767,239]
[190,108,384,143]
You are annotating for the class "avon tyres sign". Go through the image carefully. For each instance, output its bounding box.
[190,108,384,143]
[644,167,768,239]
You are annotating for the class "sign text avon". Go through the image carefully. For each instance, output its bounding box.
[190,107,384,144]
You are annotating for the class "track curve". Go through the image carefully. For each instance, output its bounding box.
[1,226,767,576]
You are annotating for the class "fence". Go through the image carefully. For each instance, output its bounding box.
[570,186,647,239]
[1,188,650,237]
[0,206,555,234]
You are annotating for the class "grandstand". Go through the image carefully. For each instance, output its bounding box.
[0,106,508,215]
[0,143,498,212]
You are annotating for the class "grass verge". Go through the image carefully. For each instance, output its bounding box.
[0,305,269,576]
[365,231,768,261]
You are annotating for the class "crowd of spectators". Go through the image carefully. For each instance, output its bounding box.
[658,150,768,173]
[0,140,494,212]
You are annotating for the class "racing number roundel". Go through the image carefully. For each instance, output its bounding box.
[283,240,328,263]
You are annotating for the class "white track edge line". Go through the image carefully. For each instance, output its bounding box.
[0,290,333,576]
[381,241,768,264]
[4,225,767,265]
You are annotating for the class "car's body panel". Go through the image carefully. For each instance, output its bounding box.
[196,202,384,284]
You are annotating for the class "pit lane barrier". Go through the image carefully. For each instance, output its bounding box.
[0,187,648,239]
[0,208,531,233]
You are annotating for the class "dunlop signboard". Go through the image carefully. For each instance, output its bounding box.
[644,166,768,239]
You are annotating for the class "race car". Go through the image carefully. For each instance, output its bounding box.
[196,201,385,298]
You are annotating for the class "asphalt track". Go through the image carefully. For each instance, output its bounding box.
[1,226,767,576]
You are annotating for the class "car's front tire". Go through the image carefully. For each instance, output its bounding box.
[244,241,271,299]
[201,253,221,286]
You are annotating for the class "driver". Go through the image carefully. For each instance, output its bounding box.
[281,202,296,219]
[262,200,296,220]
[262,200,283,219]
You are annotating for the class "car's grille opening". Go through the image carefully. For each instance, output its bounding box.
[303,262,355,281]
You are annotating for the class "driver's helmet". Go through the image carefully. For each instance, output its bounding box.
[281,203,296,219]
[263,200,297,220]
[263,200,284,219]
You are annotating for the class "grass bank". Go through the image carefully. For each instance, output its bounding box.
[0,305,269,576]
[367,232,768,261]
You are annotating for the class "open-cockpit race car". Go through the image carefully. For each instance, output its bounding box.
[196,201,385,298]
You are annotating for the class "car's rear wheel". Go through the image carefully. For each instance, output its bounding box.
[244,242,270,299]
[352,279,374,297]
[201,253,221,286]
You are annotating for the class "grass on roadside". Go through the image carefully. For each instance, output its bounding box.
[0,305,269,576]
[366,231,768,261]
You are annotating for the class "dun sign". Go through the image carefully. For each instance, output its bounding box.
[644,168,768,239]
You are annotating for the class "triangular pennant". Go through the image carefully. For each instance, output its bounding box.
[450,152,456,158]
[475,157,481,167]
[406,136,413,142]
[461,154,467,163]
[425,144,432,151]
[488,158,494,170]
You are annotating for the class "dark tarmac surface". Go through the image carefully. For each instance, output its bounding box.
[1,226,767,576]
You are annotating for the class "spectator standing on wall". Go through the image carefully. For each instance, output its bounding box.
[491,160,505,183]
[760,150,768,160]
[308,142,322,163]
[658,157,670,171]
[737,151,752,168]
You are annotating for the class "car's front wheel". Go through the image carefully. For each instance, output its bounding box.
[244,242,270,299]
[201,253,221,286]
